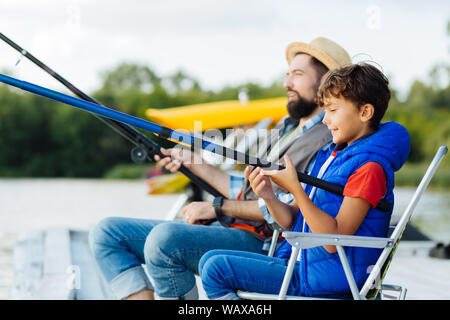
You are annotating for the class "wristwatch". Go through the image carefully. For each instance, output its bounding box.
[212,196,224,218]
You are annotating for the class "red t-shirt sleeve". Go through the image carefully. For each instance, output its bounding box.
[343,162,387,208]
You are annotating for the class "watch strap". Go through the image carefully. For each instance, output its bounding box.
[212,196,224,218]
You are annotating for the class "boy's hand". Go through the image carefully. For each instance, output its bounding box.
[154,147,197,172]
[261,155,302,194]
[244,165,276,200]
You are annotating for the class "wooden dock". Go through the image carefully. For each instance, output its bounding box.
[383,242,450,299]
[9,228,115,300]
[8,227,450,300]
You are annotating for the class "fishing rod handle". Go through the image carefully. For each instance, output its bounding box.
[290,166,390,212]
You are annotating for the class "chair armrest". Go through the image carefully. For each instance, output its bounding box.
[282,231,394,249]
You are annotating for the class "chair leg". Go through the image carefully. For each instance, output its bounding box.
[278,247,300,300]
[268,229,279,257]
[336,246,361,300]
[380,284,407,300]
[165,193,189,221]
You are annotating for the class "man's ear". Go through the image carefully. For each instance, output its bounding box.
[359,103,375,123]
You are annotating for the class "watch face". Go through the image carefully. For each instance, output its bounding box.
[213,197,223,215]
[213,197,221,207]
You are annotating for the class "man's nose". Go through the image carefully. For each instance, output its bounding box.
[283,75,292,89]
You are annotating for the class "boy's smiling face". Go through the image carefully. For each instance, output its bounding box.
[322,95,375,146]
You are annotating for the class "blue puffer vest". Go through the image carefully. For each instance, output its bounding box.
[275,121,410,297]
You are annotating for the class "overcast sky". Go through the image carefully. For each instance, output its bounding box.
[0,0,448,99]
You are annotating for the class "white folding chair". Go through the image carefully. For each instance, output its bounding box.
[237,145,448,300]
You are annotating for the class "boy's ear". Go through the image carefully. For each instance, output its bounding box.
[359,103,375,123]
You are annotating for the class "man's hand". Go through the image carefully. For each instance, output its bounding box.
[155,147,231,199]
[245,165,276,201]
[154,147,199,172]
[181,201,216,224]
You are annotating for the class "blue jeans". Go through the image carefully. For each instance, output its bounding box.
[199,249,302,299]
[88,217,266,299]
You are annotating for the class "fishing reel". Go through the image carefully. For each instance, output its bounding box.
[130,146,148,163]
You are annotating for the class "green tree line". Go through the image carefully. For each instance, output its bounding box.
[0,61,448,186]
[0,64,285,178]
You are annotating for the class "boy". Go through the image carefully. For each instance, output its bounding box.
[199,63,410,299]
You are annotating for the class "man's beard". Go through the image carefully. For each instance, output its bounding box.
[286,93,318,120]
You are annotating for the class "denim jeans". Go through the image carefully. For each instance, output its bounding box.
[199,249,303,299]
[88,217,266,299]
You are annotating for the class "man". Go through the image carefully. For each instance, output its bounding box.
[89,37,352,300]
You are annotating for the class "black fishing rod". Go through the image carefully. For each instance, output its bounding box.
[0,72,392,212]
[0,32,223,198]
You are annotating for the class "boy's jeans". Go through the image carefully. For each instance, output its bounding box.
[88,217,266,299]
[198,249,302,300]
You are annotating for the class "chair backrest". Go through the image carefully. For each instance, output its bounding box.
[361,145,448,299]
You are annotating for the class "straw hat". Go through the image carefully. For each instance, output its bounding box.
[286,37,351,70]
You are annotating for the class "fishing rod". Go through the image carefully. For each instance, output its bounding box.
[0,32,223,198]
[0,73,392,212]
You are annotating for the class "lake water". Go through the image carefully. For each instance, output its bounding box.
[0,179,449,299]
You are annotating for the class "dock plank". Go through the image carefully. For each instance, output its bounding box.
[70,230,115,299]
[9,230,44,299]
[34,228,74,299]
[382,241,450,300]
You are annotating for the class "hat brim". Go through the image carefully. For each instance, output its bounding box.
[286,42,340,70]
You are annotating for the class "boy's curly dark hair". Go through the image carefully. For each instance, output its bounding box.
[316,63,391,129]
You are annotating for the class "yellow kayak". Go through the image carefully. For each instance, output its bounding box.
[147,172,190,194]
[146,97,287,131]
